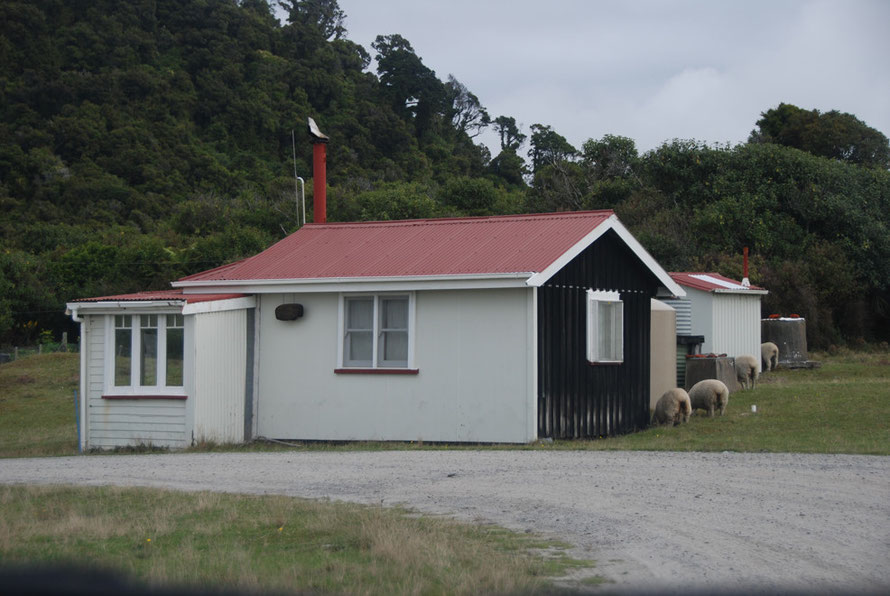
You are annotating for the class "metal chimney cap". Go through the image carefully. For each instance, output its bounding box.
[307,117,329,143]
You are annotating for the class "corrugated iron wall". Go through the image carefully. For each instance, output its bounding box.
[193,309,247,443]
[712,294,762,368]
[538,230,657,438]
[660,298,692,335]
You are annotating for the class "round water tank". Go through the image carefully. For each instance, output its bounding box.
[761,318,807,364]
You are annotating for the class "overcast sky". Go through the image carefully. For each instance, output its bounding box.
[332,0,889,157]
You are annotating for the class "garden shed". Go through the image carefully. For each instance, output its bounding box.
[68,210,684,449]
[666,273,768,372]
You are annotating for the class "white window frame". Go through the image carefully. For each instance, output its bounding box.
[104,312,185,395]
[337,292,415,369]
[586,290,624,364]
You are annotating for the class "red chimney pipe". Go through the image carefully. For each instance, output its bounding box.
[307,117,329,224]
[312,141,326,224]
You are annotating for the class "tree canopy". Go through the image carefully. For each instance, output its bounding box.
[0,0,888,349]
[750,103,890,169]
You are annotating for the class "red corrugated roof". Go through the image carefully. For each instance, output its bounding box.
[178,211,615,283]
[670,272,765,292]
[72,290,246,303]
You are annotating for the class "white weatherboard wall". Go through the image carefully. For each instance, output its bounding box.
[687,288,762,371]
[84,315,188,449]
[255,288,534,443]
[192,309,248,443]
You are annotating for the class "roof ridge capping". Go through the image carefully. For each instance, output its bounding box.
[301,209,617,228]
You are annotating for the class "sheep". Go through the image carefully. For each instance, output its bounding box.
[761,341,779,372]
[734,354,759,390]
[688,379,730,417]
[653,388,692,426]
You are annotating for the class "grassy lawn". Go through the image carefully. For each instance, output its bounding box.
[0,484,591,595]
[2,349,889,457]
[567,349,890,454]
[0,353,79,458]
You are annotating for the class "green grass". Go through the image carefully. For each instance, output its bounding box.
[2,349,889,457]
[566,349,890,454]
[0,484,594,595]
[0,353,79,458]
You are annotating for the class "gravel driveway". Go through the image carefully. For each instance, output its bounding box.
[2,450,888,593]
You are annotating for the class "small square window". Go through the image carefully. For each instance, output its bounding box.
[341,294,413,369]
[587,290,623,364]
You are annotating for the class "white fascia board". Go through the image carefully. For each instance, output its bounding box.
[525,214,687,298]
[174,272,532,294]
[182,296,256,315]
[65,301,185,315]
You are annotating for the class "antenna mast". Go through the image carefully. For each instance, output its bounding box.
[291,129,305,227]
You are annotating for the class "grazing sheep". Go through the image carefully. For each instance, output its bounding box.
[653,388,692,426]
[688,379,730,417]
[735,354,759,390]
[761,341,779,372]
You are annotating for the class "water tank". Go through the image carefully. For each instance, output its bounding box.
[761,317,807,365]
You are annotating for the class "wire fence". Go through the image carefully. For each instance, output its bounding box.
[0,341,79,364]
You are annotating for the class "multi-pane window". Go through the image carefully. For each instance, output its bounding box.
[111,313,184,391]
[343,295,411,368]
[114,315,132,386]
[379,297,408,366]
[586,290,624,364]
[344,297,374,366]
[165,314,184,386]
[140,315,158,386]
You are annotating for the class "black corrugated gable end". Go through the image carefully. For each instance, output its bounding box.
[538,230,658,439]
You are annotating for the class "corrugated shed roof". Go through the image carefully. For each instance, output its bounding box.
[670,272,765,292]
[178,211,615,283]
[72,290,246,303]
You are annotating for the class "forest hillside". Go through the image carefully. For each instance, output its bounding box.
[2,0,889,348]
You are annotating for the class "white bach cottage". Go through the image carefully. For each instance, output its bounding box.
[67,210,686,450]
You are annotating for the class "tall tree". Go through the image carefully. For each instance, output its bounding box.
[528,123,576,174]
[278,0,346,40]
[371,34,446,137]
[492,115,525,151]
[582,134,639,180]
[750,103,890,169]
[445,75,490,138]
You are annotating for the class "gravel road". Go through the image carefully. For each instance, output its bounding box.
[2,450,888,593]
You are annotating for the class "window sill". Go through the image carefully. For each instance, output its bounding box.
[587,361,623,366]
[334,368,419,375]
[102,394,188,400]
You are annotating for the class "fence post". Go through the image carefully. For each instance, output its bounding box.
[14,347,18,360]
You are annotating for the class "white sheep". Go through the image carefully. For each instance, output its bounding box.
[734,354,759,390]
[761,341,779,372]
[688,379,730,417]
[653,388,692,426]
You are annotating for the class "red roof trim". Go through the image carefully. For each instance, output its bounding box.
[72,290,246,304]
